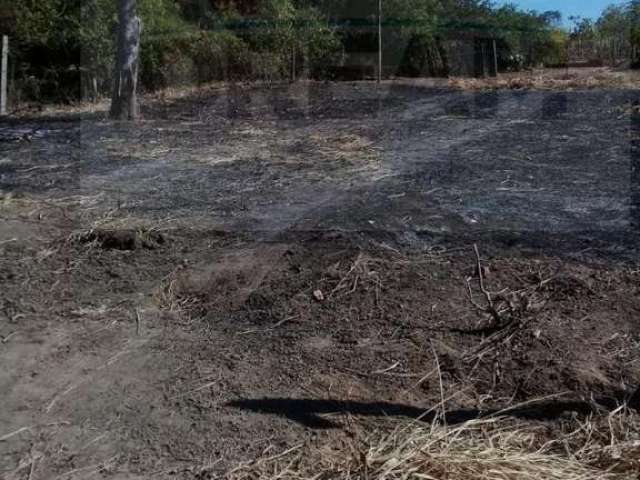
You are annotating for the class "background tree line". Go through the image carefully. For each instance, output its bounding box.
[0,0,638,103]
[568,1,640,65]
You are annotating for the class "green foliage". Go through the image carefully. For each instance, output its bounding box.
[248,0,297,77]
[299,6,343,77]
[628,1,640,62]
[15,0,80,47]
[81,0,116,94]
[398,33,447,76]
[8,0,639,102]
[141,30,253,88]
[239,0,341,79]
[11,0,192,100]
[383,0,443,76]
[489,5,565,67]
[572,1,640,64]
[13,0,84,100]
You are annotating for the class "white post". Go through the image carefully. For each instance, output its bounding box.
[1,35,8,116]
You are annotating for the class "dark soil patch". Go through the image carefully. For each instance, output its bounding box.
[165,239,640,407]
[75,228,166,250]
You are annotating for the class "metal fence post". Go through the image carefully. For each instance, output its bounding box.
[378,0,382,84]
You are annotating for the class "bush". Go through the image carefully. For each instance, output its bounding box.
[398,34,448,77]
[11,0,196,100]
[139,30,255,90]
[191,31,253,82]
[301,7,343,79]
[237,0,341,81]
[139,33,200,91]
[132,1,341,89]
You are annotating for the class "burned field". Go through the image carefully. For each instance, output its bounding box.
[1,82,640,478]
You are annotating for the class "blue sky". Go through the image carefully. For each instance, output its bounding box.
[496,0,627,25]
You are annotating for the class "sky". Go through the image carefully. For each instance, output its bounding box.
[496,0,627,25]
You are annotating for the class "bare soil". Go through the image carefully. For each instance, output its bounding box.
[1,80,639,479]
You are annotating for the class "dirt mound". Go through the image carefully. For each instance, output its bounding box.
[163,244,292,313]
[163,240,640,407]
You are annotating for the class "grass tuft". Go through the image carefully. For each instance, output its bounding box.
[226,408,640,480]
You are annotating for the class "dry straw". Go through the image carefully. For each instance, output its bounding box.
[448,68,640,91]
[226,406,640,480]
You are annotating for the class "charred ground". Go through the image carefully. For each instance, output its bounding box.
[1,80,639,479]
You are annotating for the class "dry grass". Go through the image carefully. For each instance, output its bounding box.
[10,70,639,119]
[303,132,383,175]
[449,68,640,91]
[10,81,231,118]
[226,407,640,480]
[0,190,112,225]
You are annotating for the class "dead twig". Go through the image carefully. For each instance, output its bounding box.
[1,331,18,343]
[328,253,381,300]
[467,244,502,326]
[329,255,361,298]
[0,426,31,442]
[237,315,297,335]
[135,309,142,336]
[27,452,38,480]
[372,361,400,375]
[0,238,18,247]
[430,340,447,426]
[463,319,520,362]
[462,245,552,362]
[0,422,70,442]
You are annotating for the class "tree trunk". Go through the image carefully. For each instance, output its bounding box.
[110,0,141,120]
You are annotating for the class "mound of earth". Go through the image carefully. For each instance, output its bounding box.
[165,238,640,408]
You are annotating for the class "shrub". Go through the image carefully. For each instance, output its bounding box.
[398,33,448,77]
[192,31,253,82]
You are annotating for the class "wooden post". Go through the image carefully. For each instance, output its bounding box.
[378,0,382,84]
[474,39,483,77]
[291,46,296,82]
[492,39,498,77]
[1,35,8,116]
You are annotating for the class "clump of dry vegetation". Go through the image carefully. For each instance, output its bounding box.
[226,407,640,480]
[449,69,640,91]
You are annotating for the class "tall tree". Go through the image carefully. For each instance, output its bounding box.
[110,0,141,120]
[629,0,640,61]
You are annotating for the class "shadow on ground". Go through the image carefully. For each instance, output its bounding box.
[228,393,637,429]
